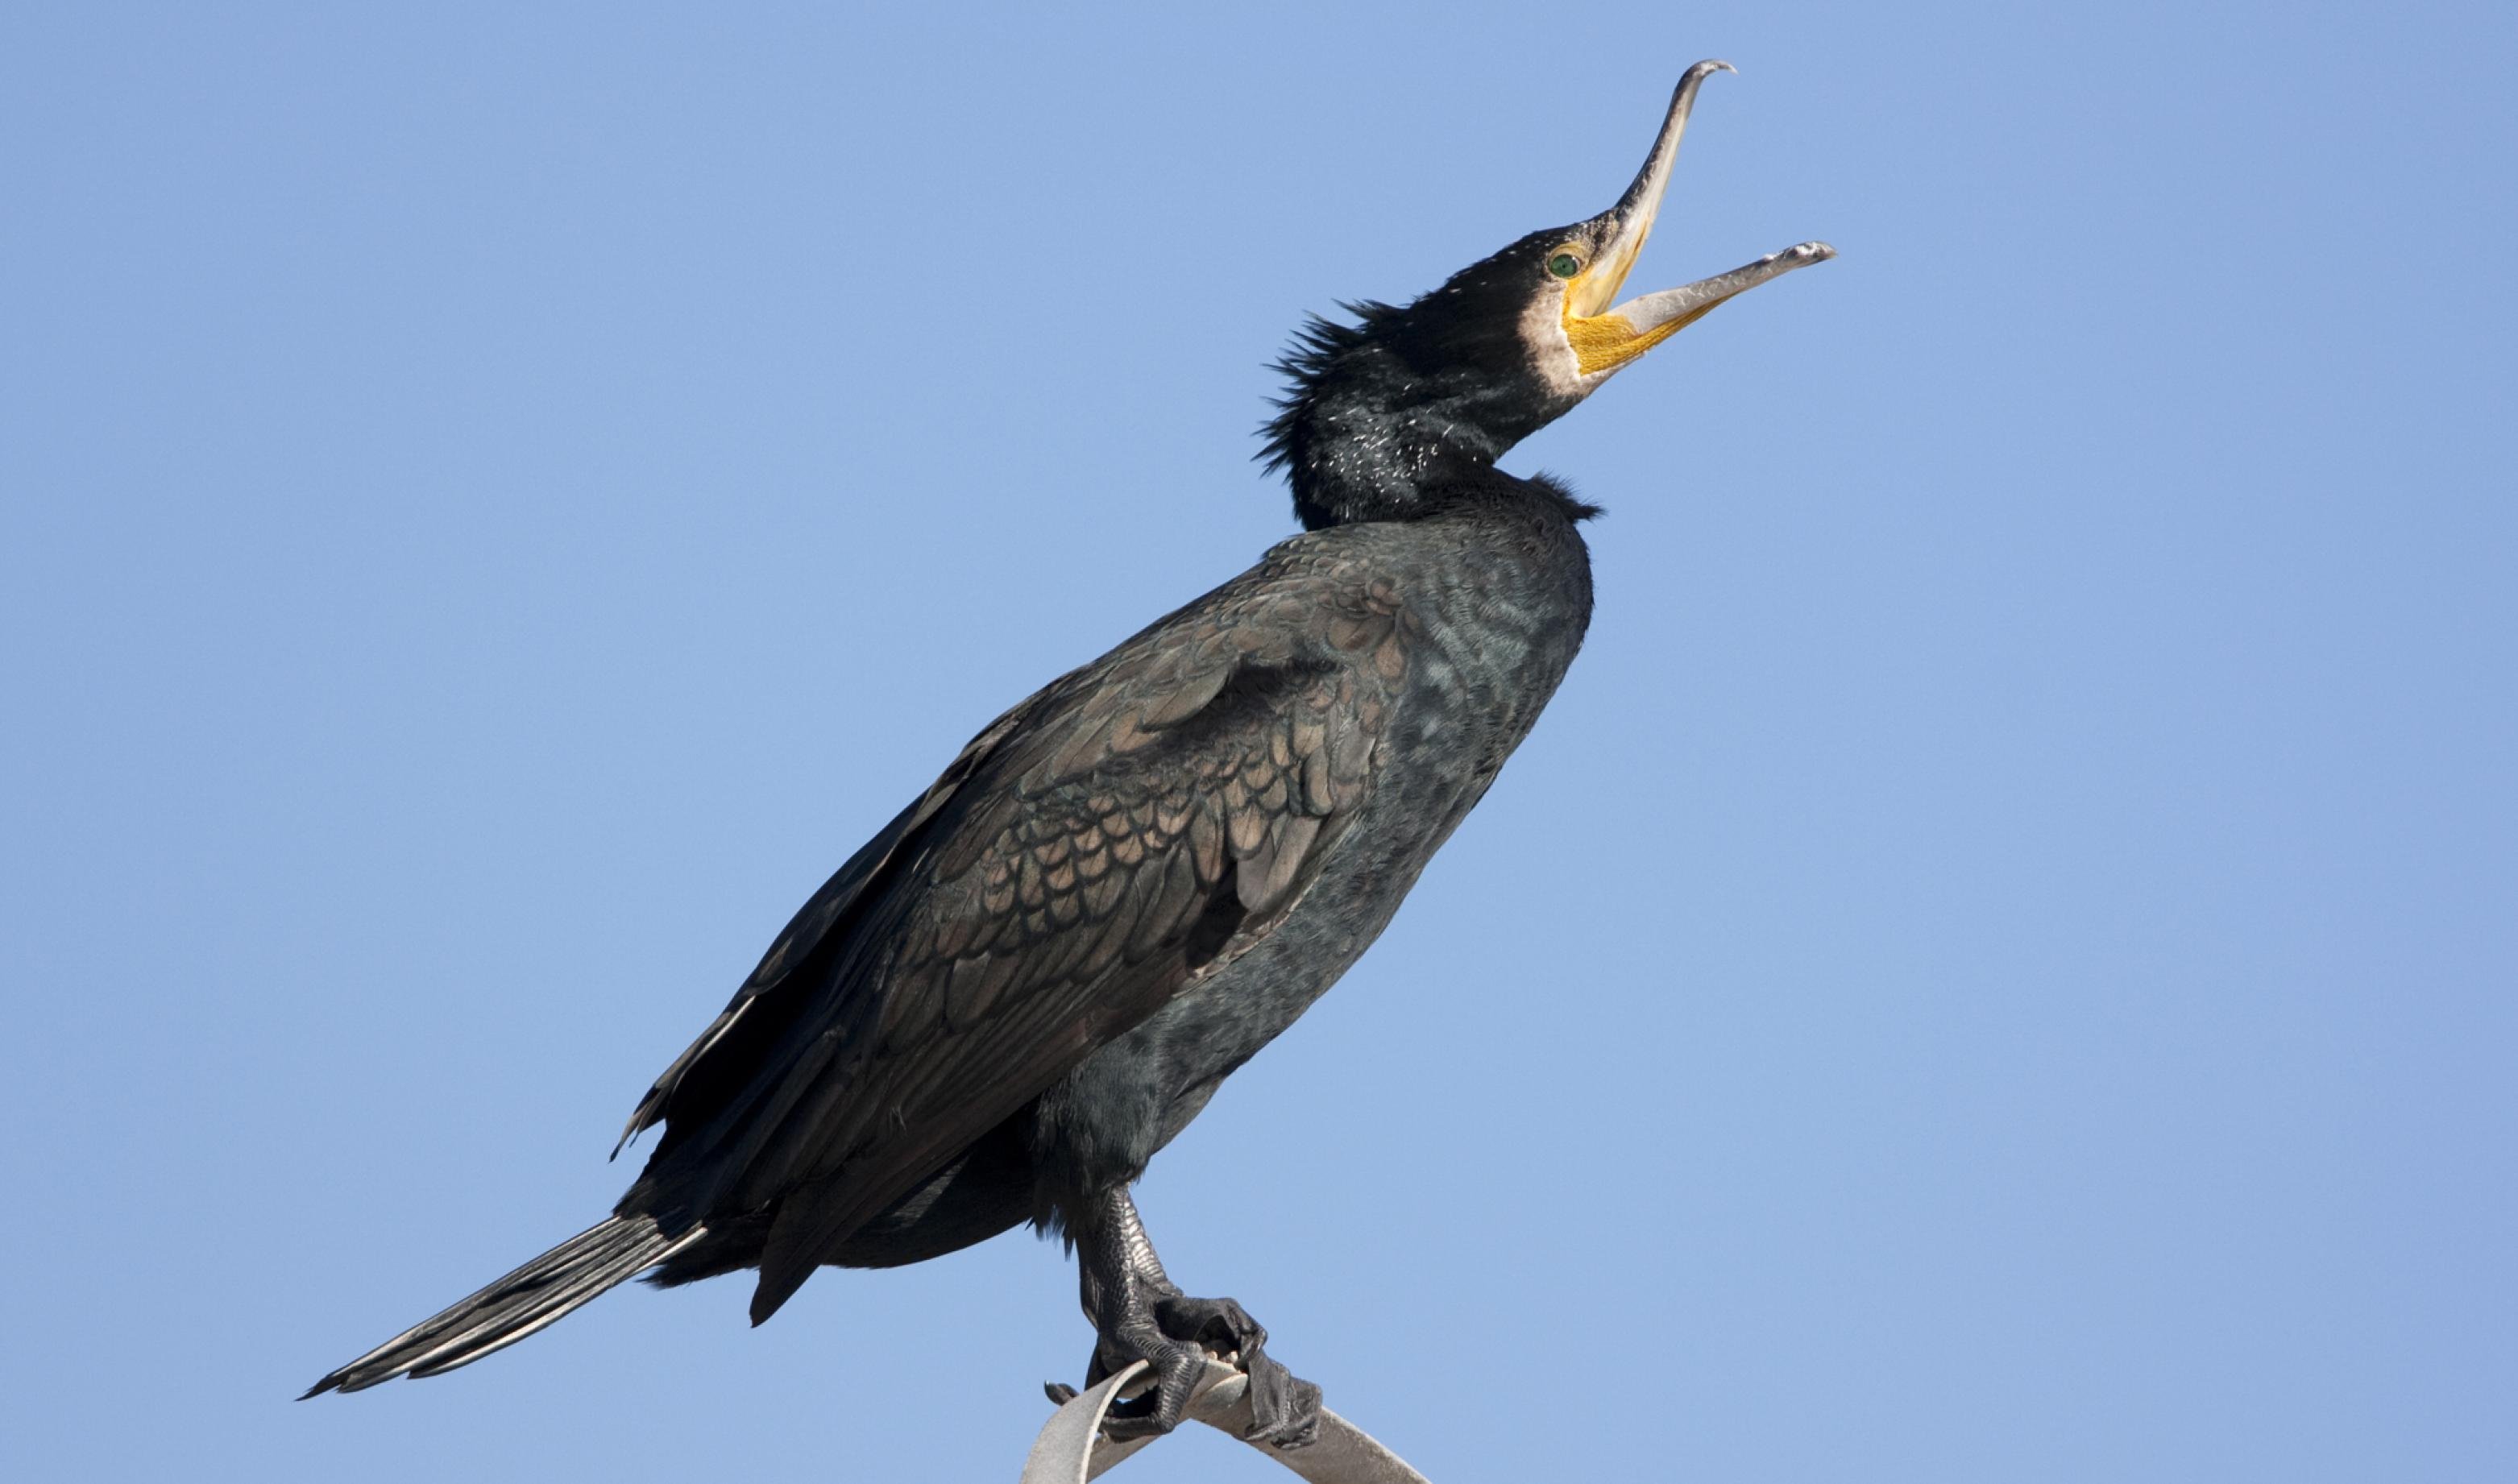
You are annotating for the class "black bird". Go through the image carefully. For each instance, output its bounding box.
[307,60,1831,1444]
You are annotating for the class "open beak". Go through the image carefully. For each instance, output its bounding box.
[1562,60,1834,378]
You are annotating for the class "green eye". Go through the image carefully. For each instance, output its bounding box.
[1547,251,1583,279]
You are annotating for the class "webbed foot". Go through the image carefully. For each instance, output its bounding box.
[1089,1293,1321,1447]
[1065,1186,1323,1450]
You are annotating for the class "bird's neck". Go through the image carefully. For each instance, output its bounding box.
[1264,318,1576,529]
[1281,405,1509,529]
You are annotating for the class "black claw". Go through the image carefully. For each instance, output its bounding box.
[1097,1345,1203,1441]
[1083,1293,1322,1449]
[1044,1381,1079,1406]
[1153,1294,1267,1358]
[1101,1411,1168,1442]
[1238,1344,1323,1449]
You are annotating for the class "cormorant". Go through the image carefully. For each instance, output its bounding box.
[306,60,1831,1446]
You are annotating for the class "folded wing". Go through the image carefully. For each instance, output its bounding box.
[612,545,1414,1320]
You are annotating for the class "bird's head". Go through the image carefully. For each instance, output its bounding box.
[1262,61,1832,529]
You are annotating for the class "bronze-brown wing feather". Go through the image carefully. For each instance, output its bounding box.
[613,543,1411,1321]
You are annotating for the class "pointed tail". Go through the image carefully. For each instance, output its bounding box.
[303,1215,704,1395]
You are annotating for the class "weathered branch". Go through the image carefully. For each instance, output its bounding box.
[1022,1359,1433,1483]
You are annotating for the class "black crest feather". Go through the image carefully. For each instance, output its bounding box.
[1257,301,1396,475]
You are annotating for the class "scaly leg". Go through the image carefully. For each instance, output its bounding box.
[1060,1185,1321,1448]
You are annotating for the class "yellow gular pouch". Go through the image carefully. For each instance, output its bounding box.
[1562,297,1723,378]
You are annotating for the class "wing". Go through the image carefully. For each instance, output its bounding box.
[615,540,1414,1320]
[609,698,1036,1156]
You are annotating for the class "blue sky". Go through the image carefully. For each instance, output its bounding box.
[3,3,2511,1480]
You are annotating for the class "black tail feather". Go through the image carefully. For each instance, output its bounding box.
[303,1216,703,1396]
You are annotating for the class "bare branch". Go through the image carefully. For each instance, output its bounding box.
[1024,1360,1433,1484]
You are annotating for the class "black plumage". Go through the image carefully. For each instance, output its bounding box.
[307,61,1829,1445]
